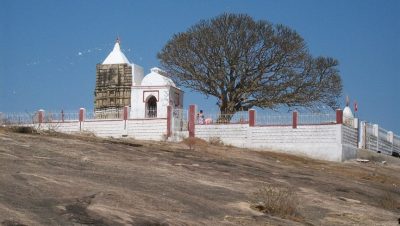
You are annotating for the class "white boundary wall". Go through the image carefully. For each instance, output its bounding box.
[196,124,357,162]
[36,119,167,141]
[360,121,400,156]
[32,118,357,162]
[196,124,248,147]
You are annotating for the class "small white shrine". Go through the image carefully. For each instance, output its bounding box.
[101,39,184,118]
[130,67,183,118]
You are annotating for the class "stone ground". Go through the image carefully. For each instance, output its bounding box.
[0,127,399,225]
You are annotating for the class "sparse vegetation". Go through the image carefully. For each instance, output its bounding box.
[250,184,299,218]
[7,126,37,134]
[379,191,399,210]
[181,137,207,150]
[208,137,223,146]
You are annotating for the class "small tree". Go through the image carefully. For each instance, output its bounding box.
[158,13,342,116]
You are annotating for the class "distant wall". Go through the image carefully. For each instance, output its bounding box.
[27,106,360,162]
[248,125,344,162]
[196,124,248,147]
[37,118,167,140]
[126,119,167,140]
[360,122,399,156]
[195,124,357,162]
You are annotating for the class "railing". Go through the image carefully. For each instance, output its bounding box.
[92,109,124,120]
[256,113,292,126]
[365,123,378,151]
[196,111,248,125]
[35,110,125,122]
[43,111,79,122]
[194,110,338,126]
[256,111,336,126]
[0,108,131,125]
[393,134,400,155]
[0,112,37,125]
[364,122,399,156]
[298,112,336,125]
[377,127,392,155]
[378,127,389,140]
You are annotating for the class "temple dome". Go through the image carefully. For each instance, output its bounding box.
[141,67,176,87]
[102,40,130,64]
[343,106,354,118]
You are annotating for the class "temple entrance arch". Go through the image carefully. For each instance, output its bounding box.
[145,95,157,118]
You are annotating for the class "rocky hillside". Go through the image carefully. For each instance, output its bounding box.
[0,128,399,225]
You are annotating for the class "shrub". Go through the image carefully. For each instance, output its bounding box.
[208,137,223,146]
[250,184,299,217]
[182,137,207,150]
[10,126,37,134]
[182,137,197,150]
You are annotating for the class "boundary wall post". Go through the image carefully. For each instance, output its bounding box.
[249,109,255,127]
[336,109,343,124]
[188,105,196,138]
[38,109,44,126]
[79,108,85,131]
[292,111,298,129]
[167,106,172,137]
[124,106,129,130]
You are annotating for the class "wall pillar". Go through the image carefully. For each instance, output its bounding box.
[123,106,129,120]
[388,131,394,154]
[79,108,85,131]
[336,109,343,124]
[167,105,172,137]
[249,109,255,127]
[38,109,44,125]
[123,106,129,130]
[188,105,196,138]
[388,131,394,143]
[292,111,298,129]
[373,124,379,152]
[359,121,366,148]
[61,110,64,123]
[372,124,379,137]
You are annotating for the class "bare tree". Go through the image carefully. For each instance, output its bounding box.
[158,13,342,115]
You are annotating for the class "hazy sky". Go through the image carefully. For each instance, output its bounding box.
[0,0,399,133]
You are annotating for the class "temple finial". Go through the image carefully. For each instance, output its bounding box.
[346,96,350,107]
[116,36,120,44]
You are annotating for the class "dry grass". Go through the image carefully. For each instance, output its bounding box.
[208,136,223,146]
[379,191,399,211]
[250,184,299,218]
[365,154,386,163]
[181,137,208,150]
[1,126,37,134]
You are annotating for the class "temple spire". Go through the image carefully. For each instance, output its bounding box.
[102,37,130,64]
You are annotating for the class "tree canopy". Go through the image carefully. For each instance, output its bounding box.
[158,13,342,114]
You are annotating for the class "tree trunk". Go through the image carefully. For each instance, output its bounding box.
[217,101,235,124]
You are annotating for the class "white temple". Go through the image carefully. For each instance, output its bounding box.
[130,67,183,118]
[99,39,183,118]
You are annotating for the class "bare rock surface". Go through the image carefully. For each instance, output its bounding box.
[0,128,399,225]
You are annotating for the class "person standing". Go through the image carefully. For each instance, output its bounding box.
[198,110,205,124]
